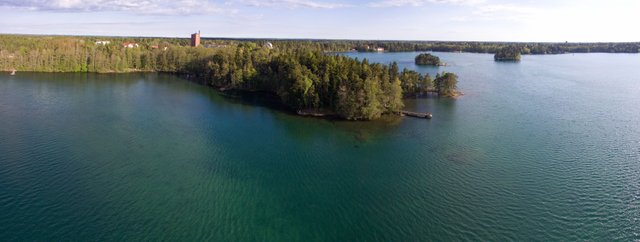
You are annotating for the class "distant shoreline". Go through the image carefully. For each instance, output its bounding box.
[1,34,638,55]
[1,33,638,45]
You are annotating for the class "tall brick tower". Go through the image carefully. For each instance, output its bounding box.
[191,31,200,47]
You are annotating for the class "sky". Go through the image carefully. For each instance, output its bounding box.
[0,0,638,42]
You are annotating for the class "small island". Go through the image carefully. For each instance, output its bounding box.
[434,72,462,97]
[494,47,521,61]
[415,53,444,66]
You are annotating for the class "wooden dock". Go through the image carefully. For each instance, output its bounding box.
[401,110,432,119]
[297,110,328,117]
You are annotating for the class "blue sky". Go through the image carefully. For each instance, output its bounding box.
[0,0,638,42]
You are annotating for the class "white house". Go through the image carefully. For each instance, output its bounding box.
[264,42,274,49]
[95,40,111,45]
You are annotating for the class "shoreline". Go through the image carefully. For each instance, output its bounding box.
[5,71,455,120]
[5,71,462,120]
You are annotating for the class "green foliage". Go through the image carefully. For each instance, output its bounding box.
[201,47,419,120]
[0,35,216,73]
[399,68,433,96]
[434,72,459,97]
[494,46,521,61]
[415,53,441,65]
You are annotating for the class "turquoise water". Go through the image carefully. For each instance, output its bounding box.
[1,52,640,240]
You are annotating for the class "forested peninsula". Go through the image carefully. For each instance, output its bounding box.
[0,35,456,120]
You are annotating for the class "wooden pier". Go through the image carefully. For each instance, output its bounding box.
[297,110,328,117]
[401,110,432,119]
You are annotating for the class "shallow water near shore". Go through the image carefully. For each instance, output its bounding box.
[1,52,640,240]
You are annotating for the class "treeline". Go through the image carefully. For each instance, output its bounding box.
[0,35,455,120]
[3,36,638,73]
[189,46,408,119]
[0,35,233,72]
[185,45,452,119]
[207,38,640,54]
[349,41,640,54]
[494,47,521,61]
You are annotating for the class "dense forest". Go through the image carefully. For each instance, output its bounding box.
[237,38,640,54]
[415,53,442,65]
[494,47,521,61]
[0,35,450,120]
[433,73,459,97]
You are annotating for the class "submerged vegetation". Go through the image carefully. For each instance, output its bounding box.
[0,35,459,120]
[415,53,442,66]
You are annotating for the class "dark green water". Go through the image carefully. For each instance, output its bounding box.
[1,52,639,241]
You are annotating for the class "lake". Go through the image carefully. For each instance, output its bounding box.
[1,52,639,240]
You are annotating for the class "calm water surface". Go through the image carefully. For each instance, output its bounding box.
[1,52,639,240]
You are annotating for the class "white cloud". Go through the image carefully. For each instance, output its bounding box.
[367,0,540,23]
[368,0,422,7]
[0,0,225,14]
[368,0,485,7]
[236,0,351,9]
[474,4,539,16]
[429,0,485,5]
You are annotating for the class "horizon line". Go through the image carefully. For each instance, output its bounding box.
[1,33,638,44]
